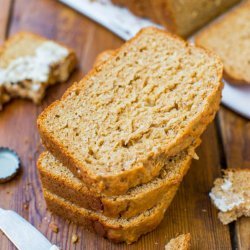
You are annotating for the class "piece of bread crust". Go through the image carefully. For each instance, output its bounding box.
[0,31,77,109]
[44,188,177,244]
[196,1,250,84]
[210,168,250,224]
[111,0,241,37]
[37,27,223,196]
[165,234,191,250]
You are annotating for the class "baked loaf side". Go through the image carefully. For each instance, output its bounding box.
[44,189,178,244]
[38,27,223,195]
[38,140,198,218]
[196,1,250,84]
[111,0,241,37]
[210,168,250,224]
[160,0,241,37]
[165,234,191,250]
[0,31,77,107]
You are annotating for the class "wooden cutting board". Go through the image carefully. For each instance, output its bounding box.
[0,0,249,249]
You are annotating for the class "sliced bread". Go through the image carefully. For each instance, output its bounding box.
[37,27,223,195]
[165,234,191,250]
[38,140,199,218]
[0,31,76,108]
[196,1,250,84]
[210,168,250,224]
[44,189,177,244]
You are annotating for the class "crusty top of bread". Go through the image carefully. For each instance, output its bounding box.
[196,1,250,84]
[38,27,222,191]
[165,234,191,250]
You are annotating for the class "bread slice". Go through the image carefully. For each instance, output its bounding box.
[165,234,191,250]
[196,1,250,84]
[0,31,76,109]
[38,139,199,219]
[44,189,177,244]
[209,169,250,224]
[37,27,223,195]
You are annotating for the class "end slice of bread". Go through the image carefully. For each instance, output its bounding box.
[44,188,177,244]
[210,168,250,224]
[0,31,77,108]
[165,234,191,250]
[38,27,223,195]
[196,1,250,84]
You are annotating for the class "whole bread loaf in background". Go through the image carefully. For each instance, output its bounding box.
[112,0,241,37]
[37,27,223,196]
[196,0,250,84]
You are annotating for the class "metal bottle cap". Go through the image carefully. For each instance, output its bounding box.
[0,147,21,183]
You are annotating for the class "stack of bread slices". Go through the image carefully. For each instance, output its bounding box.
[37,27,223,244]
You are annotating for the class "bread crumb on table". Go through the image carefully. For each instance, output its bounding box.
[71,234,79,244]
[49,222,59,233]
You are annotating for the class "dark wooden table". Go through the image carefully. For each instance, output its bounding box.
[0,0,249,249]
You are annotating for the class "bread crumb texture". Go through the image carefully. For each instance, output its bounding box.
[210,168,250,224]
[38,27,223,195]
[165,233,191,250]
[38,140,198,218]
[196,1,250,84]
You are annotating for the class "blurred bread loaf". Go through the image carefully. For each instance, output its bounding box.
[112,0,241,37]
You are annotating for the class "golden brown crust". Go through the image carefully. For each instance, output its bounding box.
[44,188,178,244]
[38,145,195,218]
[37,27,223,195]
[112,0,241,37]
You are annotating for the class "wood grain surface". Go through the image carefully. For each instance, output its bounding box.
[0,0,249,249]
